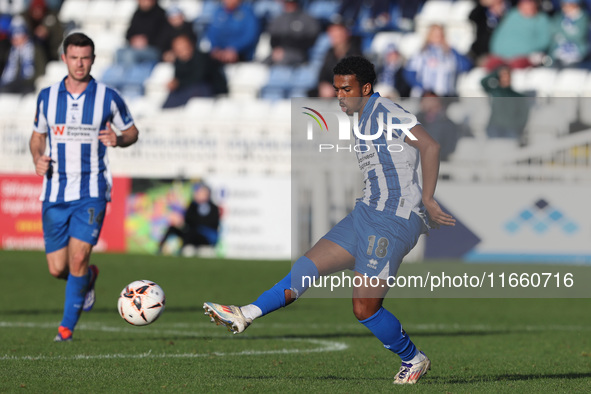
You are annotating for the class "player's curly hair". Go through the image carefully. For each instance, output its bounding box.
[333,56,376,92]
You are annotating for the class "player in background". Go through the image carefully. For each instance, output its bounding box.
[204,56,455,384]
[29,33,139,342]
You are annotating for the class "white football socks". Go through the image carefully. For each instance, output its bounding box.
[240,304,262,321]
[407,350,426,365]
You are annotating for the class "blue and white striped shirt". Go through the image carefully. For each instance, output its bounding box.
[356,93,426,224]
[34,77,134,203]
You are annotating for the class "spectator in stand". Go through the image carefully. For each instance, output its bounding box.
[316,21,361,97]
[118,0,168,67]
[207,0,259,64]
[158,183,220,255]
[266,0,320,66]
[0,23,45,94]
[20,0,64,63]
[404,24,472,97]
[468,0,512,66]
[162,34,227,109]
[486,0,551,70]
[160,5,198,63]
[548,0,589,67]
[481,66,530,139]
[374,43,411,98]
[416,92,460,161]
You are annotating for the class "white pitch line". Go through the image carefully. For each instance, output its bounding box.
[2,320,590,333]
[0,339,348,361]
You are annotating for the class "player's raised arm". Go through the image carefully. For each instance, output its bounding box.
[405,124,455,228]
[29,131,51,176]
[98,121,139,148]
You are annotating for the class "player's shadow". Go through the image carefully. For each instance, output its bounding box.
[230,374,386,382]
[231,329,519,341]
[427,371,591,384]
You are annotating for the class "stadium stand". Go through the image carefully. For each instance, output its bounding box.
[0,0,590,181]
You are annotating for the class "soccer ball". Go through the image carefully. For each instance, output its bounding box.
[117,280,165,326]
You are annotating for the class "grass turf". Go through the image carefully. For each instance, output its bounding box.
[0,250,590,392]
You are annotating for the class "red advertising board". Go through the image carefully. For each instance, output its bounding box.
[0,174,130,252]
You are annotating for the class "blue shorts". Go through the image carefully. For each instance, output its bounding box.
[323,202,425,279]
[42,198,107,253]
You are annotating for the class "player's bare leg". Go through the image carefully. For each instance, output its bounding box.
[204,239,355,333]
[282,238,356,304]
[352,272,430,384]
[46,247,69,279]
[67,237,92,276]
[54,238,94,342]
[351,273,389,320]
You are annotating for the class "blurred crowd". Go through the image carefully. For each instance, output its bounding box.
[1,0,590,98]
[1,0,590,153]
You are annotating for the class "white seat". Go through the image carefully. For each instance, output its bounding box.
[146,62,175,84]
[44,61,67,80]
[445,22,475,55]
[370,32,403,55]
[184,97,216,119]
[0,94,22,114]
[525,101,571,140]
[178,0,204,20]
[398,33,423,60]
[59,0,89,24]
[84,0,116,29]
[551,69,588,97]
[227,63,270,98]
[415,1,453,26]
[92,31,125,63]
[510,69,529,93]
[111,0,138,25]
[525,67,557,97]
[143,62,174,99]
[456,67,487,97]
[449,0,475,23]
[449,137,485,163]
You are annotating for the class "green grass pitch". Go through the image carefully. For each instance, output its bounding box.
[0,250,590,392]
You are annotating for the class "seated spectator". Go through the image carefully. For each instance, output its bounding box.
[374,43,411,98]
[160,5,198,63]
[162,35,227,109]
[316,21,362,97]
[158,183,221,255]
[548,0,589,67]
[404,24,472,97]
[468,0,512,66]
[416,92,460,161]
[486,0,551,70]
[481,66,530,139]
[117,0,168,68]
[0,23,45,94]
[20,0,64,63]
[267,0,320,66]
[207,0,259,64]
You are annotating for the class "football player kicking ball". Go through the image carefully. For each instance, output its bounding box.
[29,33,139,341]
[204,56,455,384]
